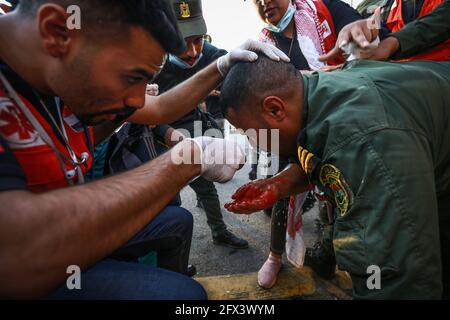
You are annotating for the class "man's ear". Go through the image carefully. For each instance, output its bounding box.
[261,96,286,122]
[37,4,76,58]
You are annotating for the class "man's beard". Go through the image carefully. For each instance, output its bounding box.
[78,106,137,126]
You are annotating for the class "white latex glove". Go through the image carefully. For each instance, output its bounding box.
[190,137,247,183]
[340,37,380,61]
[217,39,290,77]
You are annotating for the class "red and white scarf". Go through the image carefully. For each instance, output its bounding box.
[259,0,330,70]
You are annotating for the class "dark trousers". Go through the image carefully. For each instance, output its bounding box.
[267,157,290,255]
[189,176,227,237]
[47,206,207,300]
[270,198,289,255]
[176,118,227,238]
[439,191,450,299]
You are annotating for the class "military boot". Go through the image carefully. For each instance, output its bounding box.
[304,200,336,279]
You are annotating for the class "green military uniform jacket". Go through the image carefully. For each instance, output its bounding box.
[298,60,450,298]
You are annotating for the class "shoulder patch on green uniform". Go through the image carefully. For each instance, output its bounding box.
[319,164,354,217]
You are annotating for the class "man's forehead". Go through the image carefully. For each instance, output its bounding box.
[97,46,165,80]
[114,27,167,73]
[185,35,204,41]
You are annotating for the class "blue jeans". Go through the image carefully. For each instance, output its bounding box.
[47,206,207,300]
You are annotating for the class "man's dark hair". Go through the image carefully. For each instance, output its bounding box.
[17,0,186,55]
[220,56,301,116]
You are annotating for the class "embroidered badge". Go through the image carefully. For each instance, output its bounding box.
[180,1,191,18]
[0,97,43,148]
[320,20,332,39]
[319,164,353,217]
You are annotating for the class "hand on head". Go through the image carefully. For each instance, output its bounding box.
[217,39,290,77]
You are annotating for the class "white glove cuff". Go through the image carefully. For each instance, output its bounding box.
[185,138,204,173]
[216,56,227,78]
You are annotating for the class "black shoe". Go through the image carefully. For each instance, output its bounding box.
[186,264,197,277]
[304,240,336,280]
[249,169,257,181]
[213,230,249,249]
[264,207,273,217]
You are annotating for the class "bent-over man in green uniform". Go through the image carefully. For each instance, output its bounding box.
[221,57,450,299]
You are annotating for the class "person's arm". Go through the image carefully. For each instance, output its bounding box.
[129,62,223,125]
[320,0,450,62]
[323,0,363,35]
[269,164,311,199]
[225,164,311,214]
[0,140,201,299]
[153,125,186,147]
[319,7,382,62]
[0,132,248,299]
[390,0,450,59]
[130,40,290,125]
[351,0,449,61]
[129,43,226,125]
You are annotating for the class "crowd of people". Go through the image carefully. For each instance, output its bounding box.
[0,0,449,300]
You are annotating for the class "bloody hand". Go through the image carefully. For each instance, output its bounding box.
[225,179,280,215]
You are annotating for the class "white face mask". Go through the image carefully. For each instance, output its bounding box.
[265,2,296,33]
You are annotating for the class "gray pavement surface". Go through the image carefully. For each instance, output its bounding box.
[182,162,321,278]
